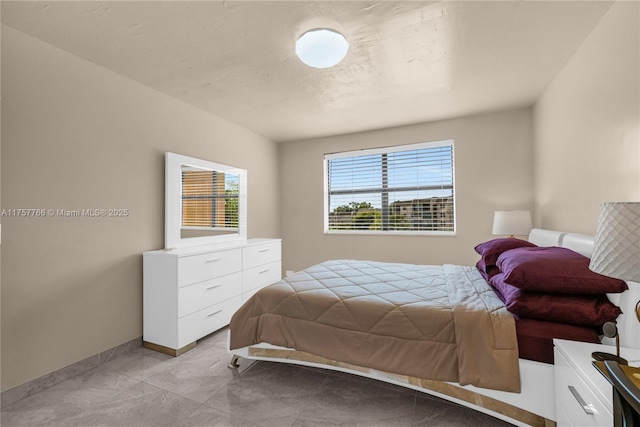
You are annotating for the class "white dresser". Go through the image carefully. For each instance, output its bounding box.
[554,339,640,426]
[143,238,281,356]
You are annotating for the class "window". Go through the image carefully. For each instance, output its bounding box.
[324,140,455,234]
[181,169,239,229]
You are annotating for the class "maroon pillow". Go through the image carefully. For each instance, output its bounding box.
[496,246,628,294]
[489,273,622,326]
[474,238,537,272]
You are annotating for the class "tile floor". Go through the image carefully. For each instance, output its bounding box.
[1,329,513,426]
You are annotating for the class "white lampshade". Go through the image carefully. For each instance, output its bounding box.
[492,210,532,237]
[295,28,349,69]
[589,202,640,282]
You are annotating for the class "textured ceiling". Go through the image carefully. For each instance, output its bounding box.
[1,1,613,142]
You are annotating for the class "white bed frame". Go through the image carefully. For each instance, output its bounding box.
[227,229,637,427]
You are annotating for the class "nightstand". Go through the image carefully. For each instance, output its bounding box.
[554,339,640,427]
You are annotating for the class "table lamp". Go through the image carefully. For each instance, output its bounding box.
[589,202,640,353]
[492,210,532,238]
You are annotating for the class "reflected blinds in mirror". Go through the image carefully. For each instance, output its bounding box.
[181,170,239,229]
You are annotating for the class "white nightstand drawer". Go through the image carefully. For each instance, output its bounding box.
[555,349,612,427]
[178,249,242,286]
[243,241,281,269]
[178,272,242,318]
[178,295,243,347]
[243,260,281,293]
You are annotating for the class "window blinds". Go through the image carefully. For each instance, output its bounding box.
[325,141,455,233]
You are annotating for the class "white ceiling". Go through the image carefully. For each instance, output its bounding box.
[1,1,614,142]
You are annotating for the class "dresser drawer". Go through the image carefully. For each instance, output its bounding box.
[178,272,242,318]
[178,295,243,347]
[144,238,280,355]
[243,260,281,293]
[555,350,612,427]
[243,241,281,269]
[178,249,242,287]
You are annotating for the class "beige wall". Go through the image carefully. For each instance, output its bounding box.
[533,1,640,233]
[5,0,635,395]
[279,108,534,273]
[0,26,280,391]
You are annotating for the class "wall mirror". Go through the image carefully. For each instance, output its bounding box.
[165,152,247,249]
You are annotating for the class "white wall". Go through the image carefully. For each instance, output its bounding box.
[0,26,280,391]
[279,108,534,273]
[534,1,639,233]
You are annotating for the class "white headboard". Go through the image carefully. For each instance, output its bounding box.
[528,228,594,258]
[528,228,565,247]
[561,233,594,258]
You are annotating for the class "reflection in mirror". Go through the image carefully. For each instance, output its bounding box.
[165,152,247,249]
[180,165,239,238]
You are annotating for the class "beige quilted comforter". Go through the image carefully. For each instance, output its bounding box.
[229,260,520,392]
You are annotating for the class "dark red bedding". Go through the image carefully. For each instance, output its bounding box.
[514,317,601,364]
[473,238,630,364]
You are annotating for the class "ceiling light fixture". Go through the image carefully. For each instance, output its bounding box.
[295,28,349,69]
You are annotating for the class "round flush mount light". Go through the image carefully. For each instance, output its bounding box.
[295,28,349,69]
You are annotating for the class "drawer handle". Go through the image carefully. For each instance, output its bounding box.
[206,309,223,318]
[258,248,270,253]
[205,258,222,263]
[568,385,596,415]
[206,284,222,290]
[259,269,270,274]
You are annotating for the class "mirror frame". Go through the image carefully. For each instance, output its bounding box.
[165,152,247,249]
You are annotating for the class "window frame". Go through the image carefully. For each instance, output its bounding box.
[323,139,456,236]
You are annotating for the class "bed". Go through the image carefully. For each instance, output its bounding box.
[227,229,630,426]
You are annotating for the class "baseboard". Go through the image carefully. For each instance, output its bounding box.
[1,336,142,408]
[143,340,197,357]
